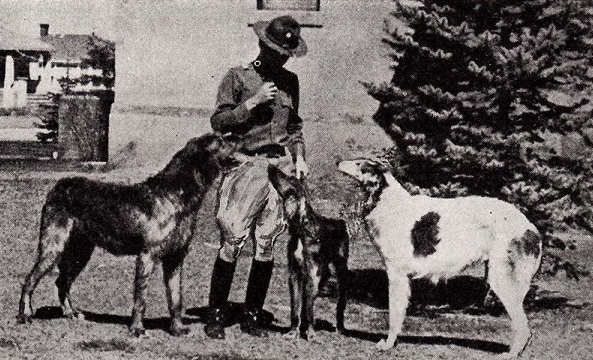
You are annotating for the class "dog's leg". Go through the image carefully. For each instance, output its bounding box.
[18,255,62,324]
[302,261,321,341]
[482,259,499,310]
[130,252,156,337]
[335,259,349,334]
[284,265,303,340]
[55,234,94,320]
[488,258,534,359]
[18,214,73,324]
[162,253,189,336]
[376,270,410,351]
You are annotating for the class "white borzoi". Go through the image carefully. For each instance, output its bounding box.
[338,158,542,359]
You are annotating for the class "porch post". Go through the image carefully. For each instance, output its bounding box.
[2,54,15,108]
[36,54,51,94]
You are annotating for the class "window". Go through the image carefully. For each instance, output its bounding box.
[257,0,320,11]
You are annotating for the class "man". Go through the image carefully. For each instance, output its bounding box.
[205,15,309,339]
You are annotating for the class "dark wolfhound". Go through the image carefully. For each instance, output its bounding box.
[17,133,240,336]
[267,165,349,340]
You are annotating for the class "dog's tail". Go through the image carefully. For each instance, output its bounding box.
[37,178,85,252]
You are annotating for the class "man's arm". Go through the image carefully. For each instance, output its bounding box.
[286,74,308,178]
[210,69,250,133]
[211,69,277,133]
[287,74,305,160]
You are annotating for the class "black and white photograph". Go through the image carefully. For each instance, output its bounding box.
[1,0,592,359]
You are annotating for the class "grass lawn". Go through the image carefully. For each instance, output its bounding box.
[0,113,591,359]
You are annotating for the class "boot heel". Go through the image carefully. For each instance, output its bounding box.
[240,309,268,337]
[205,257,236,340]
[205,308,227,339]
[241,259,274,337]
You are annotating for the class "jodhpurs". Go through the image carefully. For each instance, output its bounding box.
[215,153,295,262]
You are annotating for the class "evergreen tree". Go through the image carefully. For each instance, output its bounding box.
[366,0,593,277]
[35,94,60,143]
[79,34,116,90]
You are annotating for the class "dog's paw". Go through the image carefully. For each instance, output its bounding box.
[170,326,190,337]
[375,338,395,351]
[283,329,300,340]
[16,313,32,324]
[129,327,146,338]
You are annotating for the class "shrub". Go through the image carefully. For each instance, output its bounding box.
[35,94,60,143]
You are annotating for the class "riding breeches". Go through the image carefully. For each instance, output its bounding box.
[215,153,295,262]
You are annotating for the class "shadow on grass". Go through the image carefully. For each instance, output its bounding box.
[33,302,284,334]
[33,305,508,355]
[339,328,510,354]
[187,302,508,355]
[33,306,203,332]
[32,268,577,353]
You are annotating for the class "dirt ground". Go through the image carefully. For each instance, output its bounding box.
[0,113,591,359]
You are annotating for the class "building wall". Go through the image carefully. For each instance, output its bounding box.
[114,0,397,118]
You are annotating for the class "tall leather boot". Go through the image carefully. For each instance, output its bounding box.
[204,257,236,339]
[240,259,274,337]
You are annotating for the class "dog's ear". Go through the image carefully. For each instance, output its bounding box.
[268,164,296,199]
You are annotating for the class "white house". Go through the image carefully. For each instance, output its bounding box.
[1,23,113,109]
[36,24,107,94]
[0,25,52,109]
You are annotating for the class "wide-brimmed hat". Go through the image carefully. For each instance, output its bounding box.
[253,15,307,57]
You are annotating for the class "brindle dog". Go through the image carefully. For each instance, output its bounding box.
[17,133,240,336]
[267,165,349,340]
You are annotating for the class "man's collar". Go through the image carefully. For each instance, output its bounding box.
[252,60,285,77]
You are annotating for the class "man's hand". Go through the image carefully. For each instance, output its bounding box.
[245,82,277,110]
[295,156,309,180]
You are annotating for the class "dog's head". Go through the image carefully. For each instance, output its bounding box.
[268,164,307,221]
[268,164,325,250]
[183,133,243,170]
[337,158,387,187]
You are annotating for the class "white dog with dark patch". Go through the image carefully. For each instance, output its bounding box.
[337,158,542,359]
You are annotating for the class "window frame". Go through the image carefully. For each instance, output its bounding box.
[256,0,321,12]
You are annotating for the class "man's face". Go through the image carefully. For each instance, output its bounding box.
[260,43,290,67]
